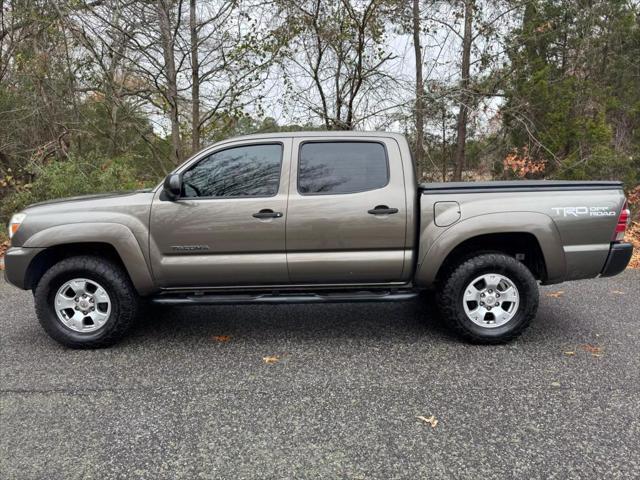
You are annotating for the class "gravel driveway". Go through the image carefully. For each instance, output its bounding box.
[1,271,639,479]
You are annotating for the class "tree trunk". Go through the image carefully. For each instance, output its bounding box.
[442,108,447,181]
[190,0,200,154]
[412,0,424,176]
[157,0,182,165]
[453,0,473,181]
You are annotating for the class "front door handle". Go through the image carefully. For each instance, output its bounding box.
[253,209,283,219]
[368,205,399,215]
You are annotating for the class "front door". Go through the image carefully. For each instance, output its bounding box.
[149,139,291,288]
[285,138,408,284]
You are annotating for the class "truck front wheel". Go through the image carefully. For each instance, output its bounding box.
[34,256,139,348]
[437,253,539,343]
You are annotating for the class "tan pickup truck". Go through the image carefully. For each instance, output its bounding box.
[4,132,633,348]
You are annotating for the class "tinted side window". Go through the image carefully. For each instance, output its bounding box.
[298,142,388,194]
[182,144,282,198]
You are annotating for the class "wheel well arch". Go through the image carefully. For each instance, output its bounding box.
[24,243,130,291]
[435,232,547,284]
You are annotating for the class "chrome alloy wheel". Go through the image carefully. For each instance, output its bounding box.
[462,273,520,328]
[54,278,112,333]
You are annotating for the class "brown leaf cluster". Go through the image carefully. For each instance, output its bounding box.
[211,335,232,342]
[503,147,546,178]
[546,290,564,298]
[627,185,640,209]
[580,344,604,357]
[625,221,640,269]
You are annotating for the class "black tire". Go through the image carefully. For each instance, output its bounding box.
[437,253,538,344]
[34,256,139,348]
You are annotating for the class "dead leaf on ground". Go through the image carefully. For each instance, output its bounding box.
[610,290,625,295]
[211,335,232,342]
[580,344,603,356]
[563,351,576,356]
[546,291,564,298]
[417,415,438,428]
[263,355,280,364]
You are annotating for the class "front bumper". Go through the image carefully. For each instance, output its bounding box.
[3,246,45,290]
[600,242,633,278]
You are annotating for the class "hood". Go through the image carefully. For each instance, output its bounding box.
[26,189,154,209]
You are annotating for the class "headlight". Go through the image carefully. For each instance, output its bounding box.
[8,213,26,239]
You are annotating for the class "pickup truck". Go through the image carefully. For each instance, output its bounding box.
[4,132,634,348]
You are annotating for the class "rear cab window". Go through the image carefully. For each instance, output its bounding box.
[298,142,389,195]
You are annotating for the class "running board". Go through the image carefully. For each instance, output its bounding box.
[152,290,419,306]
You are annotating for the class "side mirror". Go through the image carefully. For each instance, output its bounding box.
[163,173,182,200]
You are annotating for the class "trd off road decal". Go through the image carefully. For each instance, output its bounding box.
[551,206,616,217]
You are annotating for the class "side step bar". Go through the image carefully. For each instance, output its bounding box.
[152,290,419,306]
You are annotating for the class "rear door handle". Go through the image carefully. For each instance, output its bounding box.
[253,209,283,219]
[368,205,399,215]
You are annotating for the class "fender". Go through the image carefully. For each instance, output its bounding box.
[414,211,566,287]
[23,223,156,295]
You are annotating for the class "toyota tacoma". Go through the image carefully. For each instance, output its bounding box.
[4,132,634,347]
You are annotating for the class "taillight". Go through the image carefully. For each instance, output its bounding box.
[613,200,631,242]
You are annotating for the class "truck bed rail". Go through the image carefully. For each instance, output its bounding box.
[419,180,623,194]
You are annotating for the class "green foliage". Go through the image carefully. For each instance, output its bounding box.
[502,0,639,188]
[1,154,159,224]
[556,145,639,186]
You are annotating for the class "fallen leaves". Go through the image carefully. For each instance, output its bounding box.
[0,240,7,270]
[546,291,564,298]
[610,290,625,295]
[211,335,232,342]
[417,415,438,428]
[580,344,604,357]
[263,355,280,364]
[625,220,640,269]
[563,344,604,358]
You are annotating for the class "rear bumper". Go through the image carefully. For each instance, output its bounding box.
[600,242,633,277]
[3,246,45,290]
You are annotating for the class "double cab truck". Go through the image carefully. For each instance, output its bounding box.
[4,132,634,348]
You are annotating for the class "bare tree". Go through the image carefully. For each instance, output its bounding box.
[184,0,282,153]
[157,0,184,164]
[277,0,397,129]
[412,0,425,170]
[189,0,200,153]
[452,0,473,181]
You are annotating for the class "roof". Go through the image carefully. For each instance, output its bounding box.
[220,130,407,142]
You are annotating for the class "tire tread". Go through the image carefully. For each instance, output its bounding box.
[438,253,538,344]
[34,255,138,348]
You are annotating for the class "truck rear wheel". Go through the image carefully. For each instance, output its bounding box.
[34,256,139,348]
[437,253,539,343]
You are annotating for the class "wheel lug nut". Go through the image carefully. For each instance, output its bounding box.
[488,289,493,293]
[495,302,499,306]
[496,293,500,297]
[480,301,484,306]
[480,293,485,297]
[487,306,492,310]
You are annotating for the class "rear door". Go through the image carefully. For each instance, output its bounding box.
[149,139,291,288]
[285,137,408,284]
